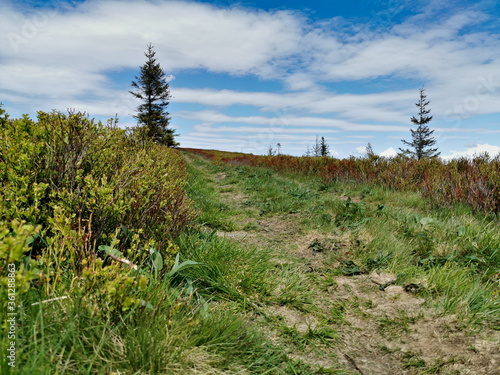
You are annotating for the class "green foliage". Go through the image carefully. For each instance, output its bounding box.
[0,109,195,328]
[334,197,370,229]
[14,278,292,374]
[235,166,319,216]
[130,43,178,146]
[2,109,305,374]
[366,251,393,270]
[1,111,426,374]
[75,257,150,319]
[339,260,364,276]
[1,109,193,250]
[177,230,274,302]
[399,87,440,160]
[0,220,41,316]
[184,156,237,230]
[0,103,9,126]
[427,264,500,325]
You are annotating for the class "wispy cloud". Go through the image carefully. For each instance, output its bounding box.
[0,0,302,75]
[176,110,409,132]
[173,88,415,123]
[0,0,498,157]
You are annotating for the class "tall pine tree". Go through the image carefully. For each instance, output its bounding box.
[130,44,178,146]
[399,87,439,160]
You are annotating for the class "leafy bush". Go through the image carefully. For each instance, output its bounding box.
[0,220,41,316]
[0,109,195,313]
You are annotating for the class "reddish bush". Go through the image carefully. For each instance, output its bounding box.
[184,149,500,215]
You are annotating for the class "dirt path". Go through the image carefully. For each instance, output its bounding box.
[187,154,500,375]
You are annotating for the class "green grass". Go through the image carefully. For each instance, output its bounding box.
[426,264,500,325]
[236,166,319,216]
[9,148,499,374]
[184,154,239,231]
[13,280,295,374]
[9,225,325,374]
[176,229,275,303]
[185,153,500,329]
[4,153,330,374]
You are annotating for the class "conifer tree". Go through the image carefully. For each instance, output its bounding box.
[399,87,439,160]
[366,142,375,157]
[130,44,178,146]
[313,136,330,156]
[320,136,329,156]
[313,136,321,157]
[304,145,312,157]
[267,144,275,156]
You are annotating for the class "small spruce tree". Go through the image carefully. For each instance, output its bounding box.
[312,136,330,156]
[267,144,275,156]
[130,44,178,146]
[399,87,440,160]
[313,136,321,157]
[304,145,312,157]
[365,142,375,157]
[320,136,329,156]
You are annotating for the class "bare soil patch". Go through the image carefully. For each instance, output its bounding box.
[329,273,500,375]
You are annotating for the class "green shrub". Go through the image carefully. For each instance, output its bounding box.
[0,109,195,315]
[0,220,41,316]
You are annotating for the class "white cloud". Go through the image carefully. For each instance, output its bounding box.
[173,88,415,123]
[380,147,398,158]
[354,146,368,155]
[0,64,108,98]
[442,143,500,160]
[176,110,409,132]
[1,1,498,107]
[0,0,302,75]
[313,11,497,82]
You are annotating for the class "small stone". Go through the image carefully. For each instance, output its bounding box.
[384,285,405,296]
[369,271,396,286]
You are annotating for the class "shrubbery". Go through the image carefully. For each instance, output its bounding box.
[184,148,500,215]
[1,109,300,373]
[0,109,194,316]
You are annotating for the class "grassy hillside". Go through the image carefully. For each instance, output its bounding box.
[183,148,500,215]
[1,112,499,374]
[181,148,500,373]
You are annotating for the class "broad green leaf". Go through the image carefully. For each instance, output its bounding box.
[167,253,205,277]
[149,248,163,274]
[98,245,123,258]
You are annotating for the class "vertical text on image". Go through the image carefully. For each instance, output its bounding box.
[6,263,17,368]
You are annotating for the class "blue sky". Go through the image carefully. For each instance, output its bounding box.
[1,0,499,158]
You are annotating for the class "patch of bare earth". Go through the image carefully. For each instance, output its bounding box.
[211,168,500,375]
[331,272,500,375]
[263,304,341,371]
